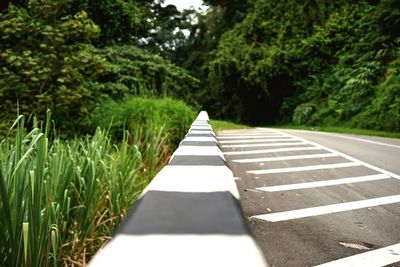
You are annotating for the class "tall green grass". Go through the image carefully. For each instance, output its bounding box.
[0,111,169,266]
[90,97,196,147]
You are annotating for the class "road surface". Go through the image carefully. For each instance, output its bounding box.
[216,128,400,267]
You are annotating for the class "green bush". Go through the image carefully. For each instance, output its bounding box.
[0,3,199,135]
[93,46,199,107]
[292,103,316,125]
[354,52,400,131]
[90,97,197,147]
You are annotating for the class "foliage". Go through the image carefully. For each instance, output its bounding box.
[94,46,199,107]
[0,1,104,132]
[187,0,400,131]
[90,97,197,148]
[0,112,169,266]
[0,2,199,134]
[292,103,316,125]
[354,51,400,131]
[71,0,151,46]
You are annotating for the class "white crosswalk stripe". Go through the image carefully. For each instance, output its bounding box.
[218,135,287,139]
[222,142,306,148]
[233,153,338,163]
[252,194,400,222]
[219,138,296,144]
[224,146,320,155]
[256,174,391,192]
[247,162,360,175]
[315,243,400,267]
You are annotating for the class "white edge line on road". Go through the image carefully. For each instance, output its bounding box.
[252,194,400,222]
[224,146,320,156]
[222,142,306,148]
[315,243,400,267]
[247,162,360,175]
[262,128,400,180]
[256,174,391,192]
[219,138,298,144]
[233,153,338,163]
[331,133,400,149]
[286,129,400,149]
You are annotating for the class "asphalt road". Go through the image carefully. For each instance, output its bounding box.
[216,128,400,267]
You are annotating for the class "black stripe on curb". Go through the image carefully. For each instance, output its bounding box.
[185,133,215,138]
[118,191,249,235]
[189,128,213,131]
[169,155,226,166]
[180,141,217,146]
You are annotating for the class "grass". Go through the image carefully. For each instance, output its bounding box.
[271,125,400,139]
[0,111,169,266]
[210,119,251,131]
[90,97,196,148]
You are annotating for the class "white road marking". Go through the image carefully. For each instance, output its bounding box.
[262,128,400,181]
[224,147,321,156]
[327,134,400,149]
[315,243,400,267]
[233,153,338,163]
[256,174,391,192]
[222,142,306,148]
[253,194,400,222]
[248,162,360,175]
[218,135,286,139]
[219,138,297,144]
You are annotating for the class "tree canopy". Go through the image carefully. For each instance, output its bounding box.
[184,0,399,131]
[0,0,399,132]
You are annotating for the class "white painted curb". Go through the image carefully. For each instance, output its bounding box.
[89,111,267,267]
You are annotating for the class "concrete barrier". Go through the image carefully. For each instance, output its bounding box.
[89,111,267,267]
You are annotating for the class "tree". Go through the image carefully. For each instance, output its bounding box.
[0,1,104,130]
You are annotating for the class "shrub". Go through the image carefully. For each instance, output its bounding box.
[94,46,199,107]
[90,97,197,147]
[0,4,199,135]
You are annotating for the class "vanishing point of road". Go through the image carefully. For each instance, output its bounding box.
[217,128,400,267]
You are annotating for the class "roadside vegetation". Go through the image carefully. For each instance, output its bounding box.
[0,112,170,266]
[185,0,399,132]
[1,0,399,265]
